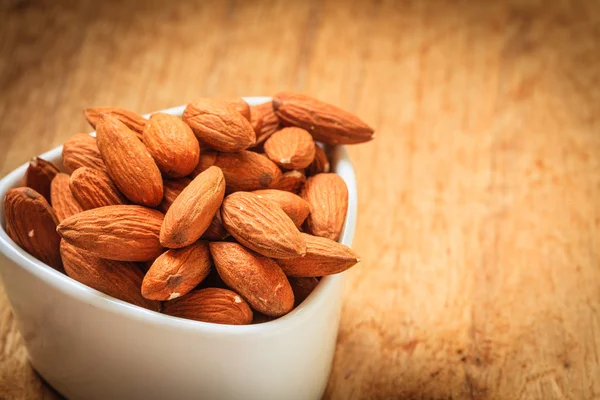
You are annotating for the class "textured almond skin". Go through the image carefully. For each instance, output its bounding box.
[84,107,148,139]
[163,288,253,325]
[289,277,319,306]
[50,173,83,222]
[143,113,200,178]
[158,178,191,213]
[160,166,225,248]
[220,192,306,258]
[264,127,316,170]
[96,114,163,207]
[182,99,256,152]
[306,145,330,176]
[277,233,360,277]
[70,167,127,210]
[223,98,251,121]
[301,173,348,241]
[210,242,294,317]
[25,157,60,203]
[192,151,281,193]
[57,205,164,261]
[189,152,217,178]
[271,170,306,193]
[250,102,280,149]
[273,92,374,144]
[4,187,62,270]
[62,134,108,174]
[142,241,211,301]
[252,189,310,228]
[60,240,160,311]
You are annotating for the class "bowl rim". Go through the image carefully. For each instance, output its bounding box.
[0,97,357,336]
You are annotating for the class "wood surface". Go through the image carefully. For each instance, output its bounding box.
[1,0,600,399]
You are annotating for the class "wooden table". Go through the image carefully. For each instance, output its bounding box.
[1,0,599,398]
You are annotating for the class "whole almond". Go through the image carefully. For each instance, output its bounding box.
[142,241,211,301]
[70,167,127,210]
[163,287,253,325]
[57,205,164,262]
[210,242,294,317]
[301,173,348,241]
[60,240,160,311]
[277,233,360,277]
[273,92,374,144]
[289,277,319,306]
[96,114,163,207]
[264,127,316,170]
[250,102,280,147]
[306,145,330,176]
[159,178,191,213]
[223,98,251,121]
[84,107,147,139]
[25,157,60,203]
[143,113,200,178]
[220,192,306,258]
[252,189,310,228]
[182,99,256,152]
[160,166,225,248]
[4,187,62,270]
[271,170,306,193]
[62,134,108,174]
[50,173,83,222]
[192,151,281,193]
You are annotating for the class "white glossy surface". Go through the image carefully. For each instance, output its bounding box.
[0,98,357,400]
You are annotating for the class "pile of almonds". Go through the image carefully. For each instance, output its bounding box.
[3,92,374,325]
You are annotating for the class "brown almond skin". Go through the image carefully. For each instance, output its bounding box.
[201,211,229,241]
[57,205,164,262]
[182,99,256,152]
[277,233,360,277]
[158,177,191,213]
[189,151,217,178]
[62,134,108,174]
[271,170,306,193]
[306,145,330,176]
[4,187,62,270]
[60,240,160,311]
[210,242,294,317]
[250,102,280,149]
[25,157,60,203]
[84,107,148,139]
[160,166,225,248]
[289,277,319,306]
[220,192,306,258]
[50,173,83,222]
[143,113,200,178]
[142,241,211,301]
[96,114,163,207]
[301,173,348,241]
[264,127,316,170]
[223,98,251,121]
[273,92,374,144]
[252,189,310,228]
[70,167,127,210]
[163,288,253,325]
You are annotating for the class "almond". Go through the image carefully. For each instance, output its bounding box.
[250,102,280,146]
[50,173,83,222]
[60,240,160,311]
[201,211,229,241]
[252,189,310,228]
[4,187,62,270]
[158,178,191,213]
[192,151,281,193]
[25,157,60,203]
[189,151,217,178]
[277,233,359,277]
[264,127,316,170]
[142,241,211,301]
[273,92,374,144]
[306,145,330,176]
[160,166,225,248]
[271,170,306,193]
[182,99,256,152]
[69,167,127,210]
[289,277,319,306]
[96,114,163,207]
[210,242,294,317]
[223,98,251,121]
[220,192,306,258]
[162,287,253,325]
[84,107,147,139]
[143,113,200,178]
[301,173,348,241]
[57,205,164,262]
[62,134,108,174]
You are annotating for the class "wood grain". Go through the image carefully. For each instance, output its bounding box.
[1,0,600,399]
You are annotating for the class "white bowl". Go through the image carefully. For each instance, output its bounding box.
[0,98,357,400]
